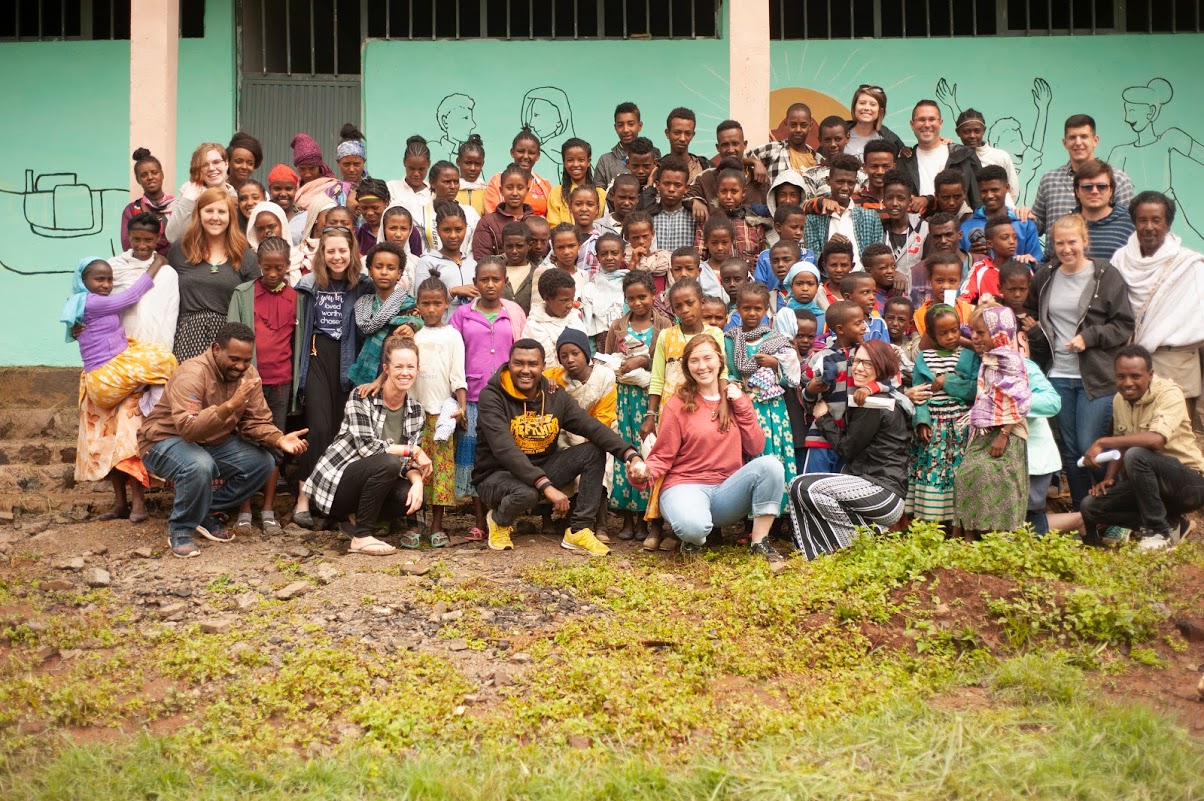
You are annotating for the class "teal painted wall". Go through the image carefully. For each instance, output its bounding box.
[362,38,730,181]
[768,35,1204,249]
[0,0,236,367]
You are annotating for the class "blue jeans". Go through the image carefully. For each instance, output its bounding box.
[658,456,785,545]
[143,435,276,546]
[803,446,845,474]
[1050,378,1114,510]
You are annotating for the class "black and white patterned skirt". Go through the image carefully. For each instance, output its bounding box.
[173,310,229,362]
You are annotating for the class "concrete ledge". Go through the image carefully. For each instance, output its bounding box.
[0,367,80,408]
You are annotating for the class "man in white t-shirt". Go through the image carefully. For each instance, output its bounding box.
[898,100,983,209]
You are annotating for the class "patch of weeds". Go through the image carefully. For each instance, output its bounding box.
[989,653,1083,705]
[1128,647,1167,668]
[416,577,526,608]
[204,574,242,595]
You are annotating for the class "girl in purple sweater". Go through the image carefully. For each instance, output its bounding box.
[448,257,527,540]
[61,256,178,410]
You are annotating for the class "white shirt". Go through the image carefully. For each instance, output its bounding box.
[107,251,180,351]
[915,145,950,196]
[828,204,864,271]
[385,180,432,221]
[412,325,467,415]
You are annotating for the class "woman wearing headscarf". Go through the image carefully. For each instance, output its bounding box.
[291,133,343,211]
[948,305,1032,537]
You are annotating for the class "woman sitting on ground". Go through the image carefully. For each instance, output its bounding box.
[301,337,432,555]
[787,339,913,559]
[638,334,786,560]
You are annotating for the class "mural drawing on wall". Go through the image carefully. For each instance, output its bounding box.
[520,87,575,174]
[0,169,123,276]
[428,86,576,174]
[1108,78,1204,239]
[935,78,1053,206]
[434,93,478,163]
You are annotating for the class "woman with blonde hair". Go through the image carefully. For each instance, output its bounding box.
[167,187,259,361]
[844,85,906,160]
[291,226,374,528]
[638,334,785,559]
[164,142,236,243]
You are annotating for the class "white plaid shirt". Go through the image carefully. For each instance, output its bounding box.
[302,393,424,514]
[652,206,696,252]
[747,141,818,184]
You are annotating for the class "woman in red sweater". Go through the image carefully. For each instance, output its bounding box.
[642,334,785,559]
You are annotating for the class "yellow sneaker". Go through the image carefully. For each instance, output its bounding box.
[486,511,513,551]
[562,527,610,556]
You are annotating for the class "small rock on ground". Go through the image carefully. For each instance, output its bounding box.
[83,567,111,587]
[274,581,313,600]
[199,617,234,634]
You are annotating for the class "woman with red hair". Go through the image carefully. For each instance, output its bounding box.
[167,187,260,361]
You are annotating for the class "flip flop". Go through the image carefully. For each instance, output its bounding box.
[399,530,422,550]
[349,537,397,556]
[465,527,486,542]
[429,531,449,548]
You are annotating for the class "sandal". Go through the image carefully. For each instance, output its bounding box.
[262,518,283,536]
[349,536,397,556]
[465,527,486,542]
[429,531,450,548]
[399,529,422,550]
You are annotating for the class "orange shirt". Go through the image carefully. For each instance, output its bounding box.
[913,298,974,336]
[484,171,552,217]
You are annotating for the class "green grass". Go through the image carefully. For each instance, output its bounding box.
[1,523,1201,798]
[3,693,1201,800]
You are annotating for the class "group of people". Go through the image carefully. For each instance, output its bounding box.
[61,89,1204,560]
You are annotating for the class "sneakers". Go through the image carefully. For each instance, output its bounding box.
[1101,525,1131,546]
[680,541,703,555]
[169,538,200,558]
[195,523,235,543]
[1136,519,1185,552]
[750,540,782,562]
[486,511,514,551]
[561,527,611,556]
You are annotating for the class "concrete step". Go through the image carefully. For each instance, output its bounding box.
[0,463,76,494]
[0,438,76,468]
[0,406,78,441]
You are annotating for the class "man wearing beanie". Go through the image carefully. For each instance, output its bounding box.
[473,337,647,555]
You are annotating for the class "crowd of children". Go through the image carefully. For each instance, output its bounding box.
[64,93,1204,559]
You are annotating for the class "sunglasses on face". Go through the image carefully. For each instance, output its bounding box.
[1078,182,1112,193]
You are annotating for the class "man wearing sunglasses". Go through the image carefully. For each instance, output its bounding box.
[1072,159,1135,261]
[1029,114,1135,234]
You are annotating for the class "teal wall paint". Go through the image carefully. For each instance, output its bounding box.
[0,41,131,367]
[176,0,238,187]
[768,35,1204,249]
[0,0,237,367]
[362,38,730,181]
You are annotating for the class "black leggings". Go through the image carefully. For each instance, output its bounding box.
[300,334,348,480]
[328,452,415,538]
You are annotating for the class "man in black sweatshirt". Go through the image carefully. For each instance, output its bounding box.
[474,338,648,555]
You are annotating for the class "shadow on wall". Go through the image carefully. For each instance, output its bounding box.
[0,170,124,276]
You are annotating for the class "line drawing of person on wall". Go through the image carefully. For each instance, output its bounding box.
[434,93,478,163]
[935,77,1052,206]
[520,87,575,175]
[1107,78,1204,240]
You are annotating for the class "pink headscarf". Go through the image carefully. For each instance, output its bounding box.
[969,306,1031,430]
[290,134,334,179]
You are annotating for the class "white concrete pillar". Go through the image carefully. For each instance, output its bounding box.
[129,0,179,196]
[727,0,770,142]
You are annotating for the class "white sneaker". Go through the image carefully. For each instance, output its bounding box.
[1137,533,1173,552]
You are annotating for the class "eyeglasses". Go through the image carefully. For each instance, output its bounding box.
[851,358,876,368]
[1078,182,1112,193]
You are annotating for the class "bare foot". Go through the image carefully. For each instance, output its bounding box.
[98,504,129,521]
[128,502,149,523]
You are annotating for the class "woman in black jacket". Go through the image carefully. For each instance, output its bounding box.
[1024,214,1134,510]
[787,340,913,559]
[843,85,907,160]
